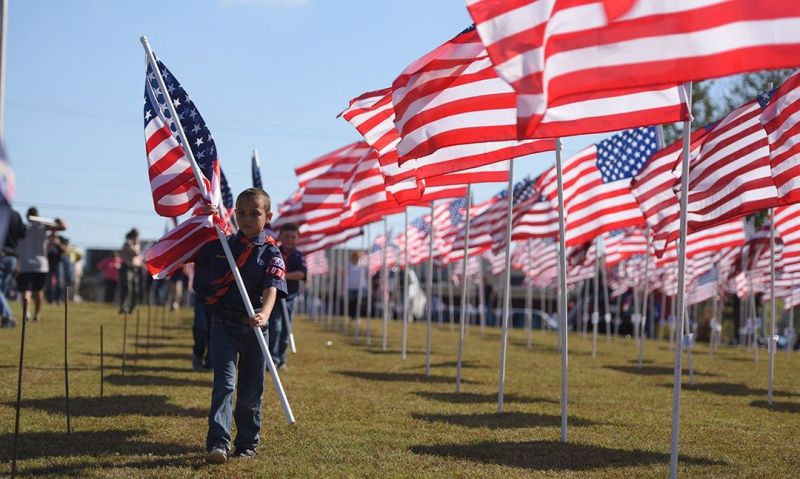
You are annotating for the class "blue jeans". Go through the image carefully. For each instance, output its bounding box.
[206,311,268,452]
[0,256,15,319]
[268,295,295,366]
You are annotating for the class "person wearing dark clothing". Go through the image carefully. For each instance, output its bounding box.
[268,223,306,369]
[0,209,25,328]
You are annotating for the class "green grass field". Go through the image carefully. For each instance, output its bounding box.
[0,301,798,478]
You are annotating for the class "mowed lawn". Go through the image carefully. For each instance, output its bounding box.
[0,301,798,478]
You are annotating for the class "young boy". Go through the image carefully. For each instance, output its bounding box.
[195,188,287,464]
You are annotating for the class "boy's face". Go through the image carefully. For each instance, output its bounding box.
[278,229,298,249]
[235,196,272,238]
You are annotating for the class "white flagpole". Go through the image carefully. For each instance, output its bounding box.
[140,36,295,424]
[366,223,374,345]
[790,276,796,355]
[343,247,350,334]
[354,233,365,339]
[768,208,777,405]
[326,250,335,329]
[498,161,515,413]
[639,226,652,368]
[554,138,569,443]
[669,82,693,479]
[437,263,444,327]
[448,263,455,331]
[478,260,487,338]
[425,202,435,376]
[402,209,410,359]
[382,217,389,351]
[592,239,599,359]
[455,185,472,393]
[601,248,611,342]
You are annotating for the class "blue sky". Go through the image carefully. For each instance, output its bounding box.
[6,0,607,250]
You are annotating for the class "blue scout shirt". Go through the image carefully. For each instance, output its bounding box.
[280,246,306,297]
[196,229,288,317]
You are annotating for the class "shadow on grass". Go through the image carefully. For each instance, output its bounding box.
[8,394,205,418]
[604,365,716,377]
[410,440,724,471]
[750,400,800,413]
[361,348,425,356]
[0,429,195,462]
[105,374,210,388]
[83,351,194,362]
[407,360,487,370]
[131,342,191,349]
[411,412,601,429]
[12,455,202,478]
[677,382,799,398]
[335,370,480,385]
[509,341,591,356]
[413,391,557,405]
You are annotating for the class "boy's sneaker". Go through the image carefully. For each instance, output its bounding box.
[205,447,228,464]
[231,448,257,459]
[1,317,16,328]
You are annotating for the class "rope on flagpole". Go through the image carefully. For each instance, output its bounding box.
[140,36,294,424]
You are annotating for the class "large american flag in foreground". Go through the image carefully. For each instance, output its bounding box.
[142,57,225,278]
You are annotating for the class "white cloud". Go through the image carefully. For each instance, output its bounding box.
[220,0,309,7]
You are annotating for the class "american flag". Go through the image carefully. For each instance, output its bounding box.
[305,250,329,275]
[760,70,800,203]
[603,228,647,269]
[539,127,657,246]
[390,25,555,163]
[340,88,516,202]
[686,269,720,306]
[775,204,800,275]
[655,220,747,269]
[629,126,711,256]
[251,151,263,189]
[432,197,467,260]
[464,1,690,139]
[501,175,558,249]
[449,192,503,263]
[684,100,778,232]
[295,227,362,256]
[144,60,220,217]
[299,142,369,210]
[142,57,226,278]
[219,169,235,233]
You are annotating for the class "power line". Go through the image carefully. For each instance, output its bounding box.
[13,200,154,216]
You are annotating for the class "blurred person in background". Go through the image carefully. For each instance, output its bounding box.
[0,208,26,328]
[119,228,142,314]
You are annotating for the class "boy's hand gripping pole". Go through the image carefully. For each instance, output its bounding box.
[140,36,295,424]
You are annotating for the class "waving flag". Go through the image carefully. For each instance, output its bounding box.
[760,71,800,204]
[390,26,555,162]
[539,127,656,246]
[251,151,263,189]
[142,56,225,278]
[464,1,690,138]
[143,60,220,217]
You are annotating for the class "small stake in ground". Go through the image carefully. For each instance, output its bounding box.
[122,311,128,376]
[134,309,140,366]
[146,303,151,354]
[100,325,104,398]
[11,298,30,479]
[64,286,71,434]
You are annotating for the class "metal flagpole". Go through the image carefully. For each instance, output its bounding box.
[592,238,599,359]
[366,223,374,345]
[382,217,390,351]
[140,37,294,424]
[425,202,435,376]
[437,264,444,326]
[478,260,487,338]
[525,278,533,348]
[601,248,611,342]
[448,263,455,331]
[455,185,472,393]
[669,82,693,479]
[554,138,569,443]
[790,276,796,355]
[498,161,515,413]
[639,226,652,368]
[768,208,777,405]
[402,209,410,359]
[344,246,351,334]
[355,233,365,339]
[327,251,334,329]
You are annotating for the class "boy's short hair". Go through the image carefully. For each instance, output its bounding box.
[236,188,271,212]
[27,207,38,218]
[279,223,299,233]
